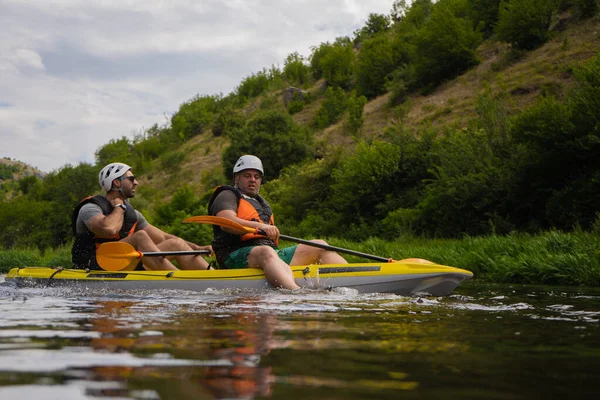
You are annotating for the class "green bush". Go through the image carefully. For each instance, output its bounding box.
[212,109,245,137]
[315,86,348,129]
[415,3,481,87]
[160,150,186,171]
[574,0,599,17]
[345,93,367,136]
[0,164,18,180]
[495,0,556,51]
[95,136,131,166]
[287,99,305,114]
[318,40,356,89]
[171,95,218,140]
[355,34,398,98]
[467,0,502,38]
[222,110,314,180]
[235,66,283,102]
[353,13,391,43]
[151,185,213,245]
[283,52,310,86]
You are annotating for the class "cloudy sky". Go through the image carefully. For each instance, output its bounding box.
[0,0,395,172]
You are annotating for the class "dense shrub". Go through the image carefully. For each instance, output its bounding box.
[318,40,356,89]
[345,93,368,135]
[222,110,313,180]
[171,95,218,141]
[152,185,213,245]
[283,52,310,86]
[353,13,391,43]
[415,3,481,87]
[315,86,348,129]
[495,0,556,51]
[355,34,398,98]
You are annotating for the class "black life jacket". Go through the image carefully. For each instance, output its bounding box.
[207,186,275,267]
[71,195,138,269]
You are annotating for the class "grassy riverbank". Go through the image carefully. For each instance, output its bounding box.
[1,230,599,286]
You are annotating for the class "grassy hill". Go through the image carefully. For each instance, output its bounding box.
[134,14,600,208]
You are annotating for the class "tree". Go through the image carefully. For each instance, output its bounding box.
[317,41,356,89]
[495,0,556,51]
[95,137,131,167]
[355,34,398,98]
[283,52,310,86]
[354,13,391,43]
[222,110,313,180]
[415,3,481,86]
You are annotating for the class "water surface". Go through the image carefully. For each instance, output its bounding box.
[1,276,598,399]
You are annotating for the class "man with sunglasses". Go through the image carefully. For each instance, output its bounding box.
[72,162,211,271]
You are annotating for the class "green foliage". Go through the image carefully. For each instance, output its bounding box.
[0,246,72,272]
[151,185,213,245]
[416,125,518,237]
[355,34,398,99]
[353,13,391,43]
[283,52,310,86]
[574,0,599,17]
[212,108,245,137]
[386,63,418,106]
[222,110,314,180]
[160,150,186,171]
[317,40,356,89]
[171,95,218,141]
[0,163,18,180]
[287,99,305,114]
[95,136,131,166]
[394,0,433,31]
[507,54,600,230]
[467,0,501,37]
[267,155,342,231]
[345,92,368,136]
[495,0,556,51]
[415,3,482,87]
[236,66,283,102]
[315,86,348,129]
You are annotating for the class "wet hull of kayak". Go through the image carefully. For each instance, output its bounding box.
[4,261,473,296]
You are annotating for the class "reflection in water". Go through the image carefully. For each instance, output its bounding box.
[0,281,599,399]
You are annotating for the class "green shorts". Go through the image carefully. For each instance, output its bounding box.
[223,245,298,269]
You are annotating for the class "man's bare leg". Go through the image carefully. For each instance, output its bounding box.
[156,238,209,270]
[290,240,347,266]
[248,246,300,290]
[122,231,177,271]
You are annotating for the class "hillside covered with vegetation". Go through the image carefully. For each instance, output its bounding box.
[1,0,600,254]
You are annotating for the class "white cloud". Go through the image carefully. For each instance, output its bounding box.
[0,0,395,172]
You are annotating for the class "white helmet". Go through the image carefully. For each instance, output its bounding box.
[233,155,264,175]
[98,162,131,192]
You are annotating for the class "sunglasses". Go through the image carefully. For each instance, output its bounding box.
[121,175,136,182]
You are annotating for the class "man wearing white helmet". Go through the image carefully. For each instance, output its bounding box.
[208,155,347,289]
[72,162,211,271]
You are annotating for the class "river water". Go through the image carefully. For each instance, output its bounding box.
[0,276,598,400]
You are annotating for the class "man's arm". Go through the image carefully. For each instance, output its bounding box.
[85,205,127,237]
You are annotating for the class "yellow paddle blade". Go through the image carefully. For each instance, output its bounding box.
[183,215,255,234]
[96,242,142,271]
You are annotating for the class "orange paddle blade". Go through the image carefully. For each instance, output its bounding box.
[96,242,142,271]
[183,215,255,234]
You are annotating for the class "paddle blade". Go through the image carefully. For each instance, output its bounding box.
[183,215,254,234]
[96,242,142,271]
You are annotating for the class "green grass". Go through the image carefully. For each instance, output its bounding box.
[0,246,71,273]
[320,230,600,286]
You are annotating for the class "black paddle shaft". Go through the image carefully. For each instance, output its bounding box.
[142,250,210,257]
[278,234,391,262]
